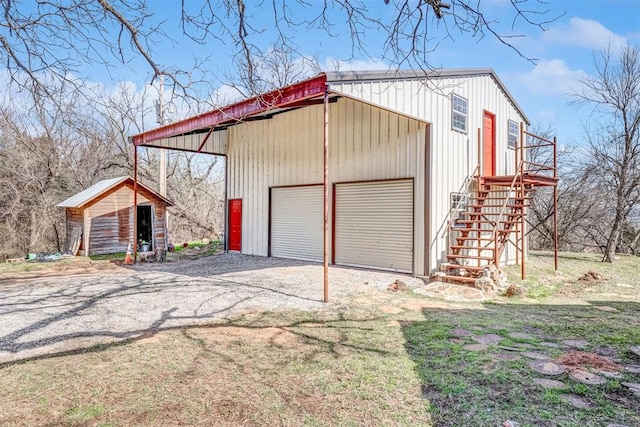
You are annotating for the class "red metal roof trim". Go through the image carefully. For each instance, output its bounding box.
[132,74,328,145]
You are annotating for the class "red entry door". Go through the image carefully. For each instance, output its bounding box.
[483,112,496,176]
[228,199,242,251]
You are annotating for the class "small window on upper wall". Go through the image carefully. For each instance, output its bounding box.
[508,120,519,149]
[451,94,468,133]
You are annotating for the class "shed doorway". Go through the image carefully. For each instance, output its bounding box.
[137,205,153,251]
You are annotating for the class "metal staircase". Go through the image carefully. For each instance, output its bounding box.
[439,125,558,285]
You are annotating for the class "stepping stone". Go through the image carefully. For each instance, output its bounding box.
[630,346,640,357]
[539,341,560,348]
[562,339,589,349]
[621,382,640,390]
[569,368,607,385]
[489,324,511,331]
[595,306,618,312]
[592,346,618,357]
[494,353,520,361]
[509,332,534,340]
[523,352,550,360]
[469,325,486,331]
[594,369,623,379]
[522,326,543,334]
[623,364,640,374]
[496,345,525,352]
[513,342,534,349]
[529,360,565,376]
[606,424,631,427]
[449,338,465,344]
[560,394,591,409]
[464,343,488,352]
[471,334,503,345]
[533,378,566,389]
[621,382,640,398]
[451,328,473,337]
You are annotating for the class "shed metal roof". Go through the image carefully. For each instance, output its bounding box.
[56,176,174,208]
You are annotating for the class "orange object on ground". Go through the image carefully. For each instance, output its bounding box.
[124,243,133,265]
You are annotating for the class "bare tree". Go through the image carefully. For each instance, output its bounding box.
[573,45,640,262]
[1,1,561,98]
[227,48,321,98]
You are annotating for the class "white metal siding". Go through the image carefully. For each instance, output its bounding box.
[227,97,428,275]
[334,180,413,273]
[329,74,526,271]
[270,186,323,262]
[150,130,227,155]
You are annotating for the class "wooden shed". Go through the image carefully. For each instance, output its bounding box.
[57,176,173,256]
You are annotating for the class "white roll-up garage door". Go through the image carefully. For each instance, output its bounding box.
[270,185,323,262]
[334,179,413,273]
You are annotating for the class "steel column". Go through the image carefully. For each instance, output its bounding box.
[323,89,330,303]
[133,145,138,264]
[553,136,558,271]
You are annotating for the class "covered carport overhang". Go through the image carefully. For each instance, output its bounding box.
[130,73,334,301]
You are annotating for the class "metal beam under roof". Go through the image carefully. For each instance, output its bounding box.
[131,74,328,147]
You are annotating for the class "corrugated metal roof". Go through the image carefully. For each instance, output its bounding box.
[325,68,529,125]
[56,176,174,208]
[324,68,496,82]
[131,67,529,150]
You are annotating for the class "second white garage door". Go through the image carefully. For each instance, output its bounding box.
[270,185,323,262]
[334,179,414,273]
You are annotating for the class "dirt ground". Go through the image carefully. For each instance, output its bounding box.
[0,252,425,364]
[1,252,639,426]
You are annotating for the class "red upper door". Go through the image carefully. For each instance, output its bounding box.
[483,111,496,177]
[229,199,242,251]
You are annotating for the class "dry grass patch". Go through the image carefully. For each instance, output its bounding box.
[0,311,432,426]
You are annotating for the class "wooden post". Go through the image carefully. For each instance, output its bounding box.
[323,89,329,303]
[133,144,138,264]
[553,136,559,271]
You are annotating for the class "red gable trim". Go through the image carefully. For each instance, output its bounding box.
[132,74,328,146]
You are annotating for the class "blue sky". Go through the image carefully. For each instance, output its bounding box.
[8,0,639,145]
[136,0,639,145]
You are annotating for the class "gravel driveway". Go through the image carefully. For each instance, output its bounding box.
[0,253,424,364]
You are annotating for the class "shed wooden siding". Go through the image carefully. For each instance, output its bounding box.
[227,97,428,275]
[82,184,167,255]
[329,74,526,272]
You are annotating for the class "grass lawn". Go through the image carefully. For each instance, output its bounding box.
[0,252,639,426]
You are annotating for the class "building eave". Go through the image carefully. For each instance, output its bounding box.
[131,74,329,146]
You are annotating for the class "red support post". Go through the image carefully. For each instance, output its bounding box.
[553,136,559,271]
[133,145,138,264]
[323,89,329,303]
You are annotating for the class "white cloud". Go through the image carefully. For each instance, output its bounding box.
[519,59,587,96]
[323,57,389,72]
[543,17,627,51]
